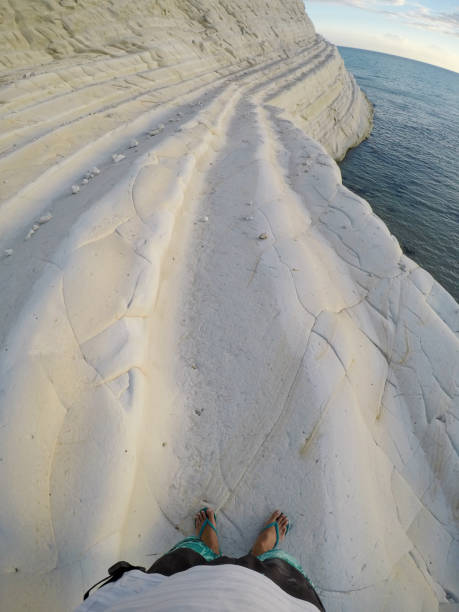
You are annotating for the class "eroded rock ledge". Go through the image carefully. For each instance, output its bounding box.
[0,2,456,612]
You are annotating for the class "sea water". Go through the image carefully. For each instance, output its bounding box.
[338,47,459,302]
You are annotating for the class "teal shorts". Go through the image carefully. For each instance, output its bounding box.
[168,537,315,587]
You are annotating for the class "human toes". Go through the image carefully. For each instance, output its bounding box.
[269,509,281,523]
[278,513,289,535]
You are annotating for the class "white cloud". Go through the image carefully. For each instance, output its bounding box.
[384,33,403,41]
[309,0,406,6]
[309,1,459,37]
[393,9,459,37]
[321,25,459,72]
[308,1,459,71]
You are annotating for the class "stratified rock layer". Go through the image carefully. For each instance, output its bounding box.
[0,2,457,612]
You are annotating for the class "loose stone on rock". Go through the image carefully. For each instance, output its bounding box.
[38,213,53,224]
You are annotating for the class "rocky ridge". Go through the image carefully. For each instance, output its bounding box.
[0,2,457,612]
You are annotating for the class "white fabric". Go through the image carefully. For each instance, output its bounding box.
[75,564,320,611]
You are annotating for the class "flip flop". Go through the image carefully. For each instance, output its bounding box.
[260,514,290,549]
[194,507,218,540]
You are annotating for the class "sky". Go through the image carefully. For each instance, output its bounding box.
[305,0,459,73]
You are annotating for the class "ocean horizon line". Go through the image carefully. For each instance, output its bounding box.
[337,44,459,76]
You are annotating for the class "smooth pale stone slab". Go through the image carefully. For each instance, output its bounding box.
[407,507,456,598]
[79,532,121,595]
[391,468,423,532]
[275,227,365,317]
[319,203,401,278]
[0,10,456,609]
[115,216,155,262]
[321,552,442,612]
[418,420,459,530]
[0,356,64,573]
[346,299,394,359]
[310,309,389,421]
[311,386,411,591]
[132,156,195,230]
[63,232,141,344]
[410,266,434,296]
[373,383,425,474]
[365,276,397,321]
[0,560,85,612]
[106,372,130,399]
[49,384,135,563]
[426,280,459,332]
[81,317,146,382]
[125,261,161,316]
[54,182,134,265]
[0,266,89,572]
[119,468,184,562]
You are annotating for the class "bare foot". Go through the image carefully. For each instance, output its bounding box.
[195,508,220,555]
[250,510,289,556]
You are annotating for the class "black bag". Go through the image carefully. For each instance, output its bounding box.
[83,561,146,600]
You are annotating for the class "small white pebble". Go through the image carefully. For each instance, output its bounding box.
[38,212,53,224]
[149,124,165,136]
[112,153,125,163]
[81,178,89,185]
[258,232,268,240]
[71,184,80,194]
[243,215,254,221]
[25,229,35,240]
[128,139,139,148]
[4,249,13,257]
[91,166,100,175]
[200,216,209,223]
[32,224,39,231]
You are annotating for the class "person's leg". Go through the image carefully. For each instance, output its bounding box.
[147,508,221,575]
[248,510,326,611]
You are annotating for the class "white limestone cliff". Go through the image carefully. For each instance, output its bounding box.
[0,2,457,611]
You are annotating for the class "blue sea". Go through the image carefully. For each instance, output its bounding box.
[338,47,459,302]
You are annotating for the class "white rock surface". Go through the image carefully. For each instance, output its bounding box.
[0,2,457,612]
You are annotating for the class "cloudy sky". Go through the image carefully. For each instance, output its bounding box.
[306,0,459,73]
